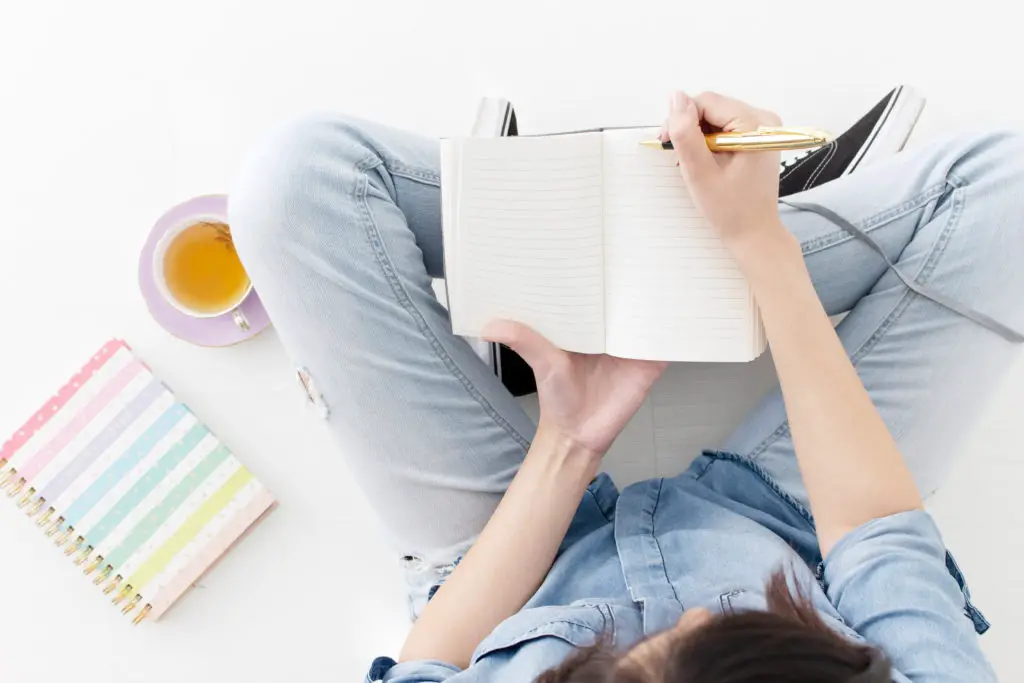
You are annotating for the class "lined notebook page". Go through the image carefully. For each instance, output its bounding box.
[444,134,606,353]
[602,128,766,361]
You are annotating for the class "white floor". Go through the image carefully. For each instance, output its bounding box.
[1,2,1022,681]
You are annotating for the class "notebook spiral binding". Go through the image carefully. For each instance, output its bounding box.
[1,457,153,625]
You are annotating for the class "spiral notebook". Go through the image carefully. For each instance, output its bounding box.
[0,340,276,624]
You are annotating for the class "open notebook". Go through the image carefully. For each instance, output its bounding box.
[0,340,276,624]
[441,127,767,362]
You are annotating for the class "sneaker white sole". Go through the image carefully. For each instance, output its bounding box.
[847,85,926,173]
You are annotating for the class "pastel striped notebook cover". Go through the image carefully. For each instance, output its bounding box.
[0,340,276,624]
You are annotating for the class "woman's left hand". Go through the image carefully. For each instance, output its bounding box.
[483,320,667,458]
[403,321,663,666]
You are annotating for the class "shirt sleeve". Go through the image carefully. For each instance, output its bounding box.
[823,510,997,683]
[365,656,461,683]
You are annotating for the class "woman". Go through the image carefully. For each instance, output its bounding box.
[229,91,1021,682]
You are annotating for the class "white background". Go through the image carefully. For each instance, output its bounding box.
[1,1,1022,681]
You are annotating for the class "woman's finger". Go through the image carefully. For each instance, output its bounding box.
[694,91,772,132]
[667,92,717,187]
[756,107,784,127]
[481,320,562,377]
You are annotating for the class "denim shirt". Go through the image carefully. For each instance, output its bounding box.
[368,452,995,683]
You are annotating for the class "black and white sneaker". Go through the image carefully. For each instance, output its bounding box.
[779,85,925,197]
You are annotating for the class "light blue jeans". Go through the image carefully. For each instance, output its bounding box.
[229,117,1024,608]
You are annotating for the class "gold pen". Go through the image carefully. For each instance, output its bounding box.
[640,126,833,152]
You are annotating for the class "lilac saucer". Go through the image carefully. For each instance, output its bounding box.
[139,194,271,347]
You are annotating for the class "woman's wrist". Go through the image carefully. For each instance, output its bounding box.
[723,221,802,281]
[529,422,602,488]
[402,420,602,667]
[723,219,794,260]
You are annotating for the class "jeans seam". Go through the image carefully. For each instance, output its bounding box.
[352,156,532,450]
[389,164,441,186]
[691,456,718,482]
[747,181,956,461]
[797,182,948,258]
[648,479,684,608]
[847,183,964,364]
[382,155,441,187]
[585,487,615,524]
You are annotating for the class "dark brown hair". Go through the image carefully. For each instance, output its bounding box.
[537,571,891,683]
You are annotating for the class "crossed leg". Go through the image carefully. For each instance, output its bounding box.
[229,115,1024,612]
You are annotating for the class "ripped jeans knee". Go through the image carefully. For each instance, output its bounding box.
[400,553,460,619]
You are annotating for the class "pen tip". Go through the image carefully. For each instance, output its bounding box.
[638,140,665,149]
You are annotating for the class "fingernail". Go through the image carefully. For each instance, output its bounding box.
[672,92,686,112]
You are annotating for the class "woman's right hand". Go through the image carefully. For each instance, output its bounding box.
[663,91,787,249]
[665,93,926,561]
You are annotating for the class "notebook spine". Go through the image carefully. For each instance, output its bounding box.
[1,457,152,625]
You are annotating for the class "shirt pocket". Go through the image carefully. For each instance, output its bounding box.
[717,589,868,645]
[471,604,611,666]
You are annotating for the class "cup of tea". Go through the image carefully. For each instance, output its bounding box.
[152,217,253,330]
